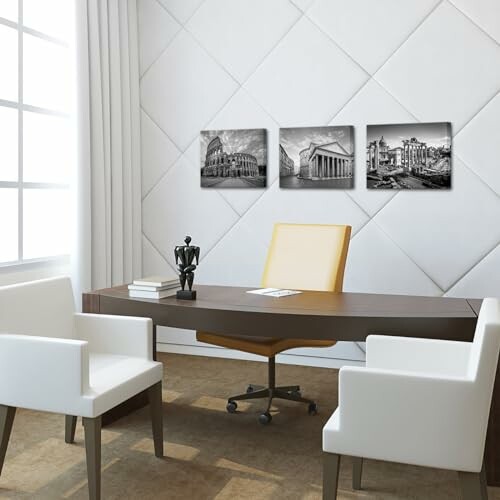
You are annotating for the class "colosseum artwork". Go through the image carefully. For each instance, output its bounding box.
[200,129,267,188]
[279,126,354,189]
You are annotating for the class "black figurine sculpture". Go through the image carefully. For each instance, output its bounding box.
[174,235,200,300]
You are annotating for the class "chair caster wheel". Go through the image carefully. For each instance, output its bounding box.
[246,385,254,394]
[226,401,237,413]
[259,412,272,425]
[308,403,318,415]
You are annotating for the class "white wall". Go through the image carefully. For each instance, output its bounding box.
[137,0,500,365]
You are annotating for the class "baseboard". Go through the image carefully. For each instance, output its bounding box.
[157,342,365,369]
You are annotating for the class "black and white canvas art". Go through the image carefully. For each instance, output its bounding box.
[367,122,452,190]
[200,129,267,188]
[279,126,354,189]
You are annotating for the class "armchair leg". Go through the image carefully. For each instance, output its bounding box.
[83,416,101,500]
[0,405,16,476]
[323,452,341,500]
[65,415,77,444]
[353,457,363,490]
[458,462,488,500]
[147,382,164,458]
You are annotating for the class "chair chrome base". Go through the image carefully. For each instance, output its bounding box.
[226,357,318,424]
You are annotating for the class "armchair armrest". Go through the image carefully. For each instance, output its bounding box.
[336,365,484,471]
[366,335,471,377]
[0,333,89,413]
[74,313,153,360]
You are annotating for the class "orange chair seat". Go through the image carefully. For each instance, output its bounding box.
[196,331,336,358]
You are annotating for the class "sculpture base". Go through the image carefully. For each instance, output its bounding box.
[176,289,197,300]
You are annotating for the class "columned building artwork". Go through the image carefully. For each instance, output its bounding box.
[279,126,354,189]
[368,136,428,174]
[378,136,389,163]
[366,123,451,190]
[402,137,427,174]
[367,136,390,171]
[200,129,267,188]
[388,147,403,167]
[300,142,353,180]
[366,140,379,171]
[279,144,295,176]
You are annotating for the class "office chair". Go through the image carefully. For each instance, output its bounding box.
[197,223,351,424]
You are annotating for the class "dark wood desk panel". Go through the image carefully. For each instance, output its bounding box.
[90,285,477,341]
[83,286,500,486]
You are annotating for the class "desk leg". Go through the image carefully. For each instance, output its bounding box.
[486,361,500,485]
[82,293,154,426]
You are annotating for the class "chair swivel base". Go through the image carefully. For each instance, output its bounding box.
[226,384,318,424]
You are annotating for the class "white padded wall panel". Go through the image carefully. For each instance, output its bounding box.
[138,0,500,365]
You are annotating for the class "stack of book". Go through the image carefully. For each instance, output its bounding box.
[128,276,180,299]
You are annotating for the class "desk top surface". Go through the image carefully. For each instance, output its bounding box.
[91,284,478,319]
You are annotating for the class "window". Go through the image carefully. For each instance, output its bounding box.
[0,0,74,266]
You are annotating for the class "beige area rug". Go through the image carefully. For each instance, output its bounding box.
[0,353,498,499]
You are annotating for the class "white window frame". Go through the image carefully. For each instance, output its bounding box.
[0,1,71,270]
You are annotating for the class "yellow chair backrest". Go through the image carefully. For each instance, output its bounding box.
[261,223,351,292]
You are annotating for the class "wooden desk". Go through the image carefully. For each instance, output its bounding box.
[83,286,500,485]
[84,284,478,341]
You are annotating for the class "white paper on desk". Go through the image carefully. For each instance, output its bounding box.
[247,288,302,297]
[266,289,302,297]
[246,288,281,295]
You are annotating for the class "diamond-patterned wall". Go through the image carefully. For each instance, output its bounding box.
[138,0,500,365]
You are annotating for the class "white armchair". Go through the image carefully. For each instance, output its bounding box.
[323,298,500,500]
[0,277,164,500]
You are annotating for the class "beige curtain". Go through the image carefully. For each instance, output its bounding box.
[73,0,142,298]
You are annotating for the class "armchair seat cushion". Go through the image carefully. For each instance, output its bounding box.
[85,354,162,418]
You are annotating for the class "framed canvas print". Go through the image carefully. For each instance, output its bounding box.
[200,128,267,188]
[279,126,354,189]
[367,122,452,189]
